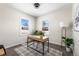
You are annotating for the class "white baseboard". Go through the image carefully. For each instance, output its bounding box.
[5,42,24,49]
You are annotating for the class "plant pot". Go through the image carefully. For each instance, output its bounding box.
[66,47,71,52]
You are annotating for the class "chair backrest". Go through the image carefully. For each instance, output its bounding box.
[0,45,6,56]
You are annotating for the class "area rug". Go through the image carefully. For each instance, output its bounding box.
[14,43,62,56]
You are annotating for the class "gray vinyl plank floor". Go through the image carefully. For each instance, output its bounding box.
[6,43,73,56]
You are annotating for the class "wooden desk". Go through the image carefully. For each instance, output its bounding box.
[27,35,49,55]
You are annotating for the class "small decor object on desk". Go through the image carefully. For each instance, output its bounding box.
[62,37,73,52]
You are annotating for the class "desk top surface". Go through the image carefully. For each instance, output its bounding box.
[28,35,49,42]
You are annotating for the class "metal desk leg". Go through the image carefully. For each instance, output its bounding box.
[48,39,49,52]
[33,40,35,47]
[36,42,39,49]
[42,42,44,56]
[27,37,29,47]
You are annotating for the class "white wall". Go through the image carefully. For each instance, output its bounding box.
[72,4,79,56]
[0,4,36,48]
[0,4,73,49]
[36,6,72,45]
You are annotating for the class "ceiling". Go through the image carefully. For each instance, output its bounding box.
[9,3,72,17]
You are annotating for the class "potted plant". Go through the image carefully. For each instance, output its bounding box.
[32,30,44,36]
[32,30,44,39]
[62,37,73,52]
